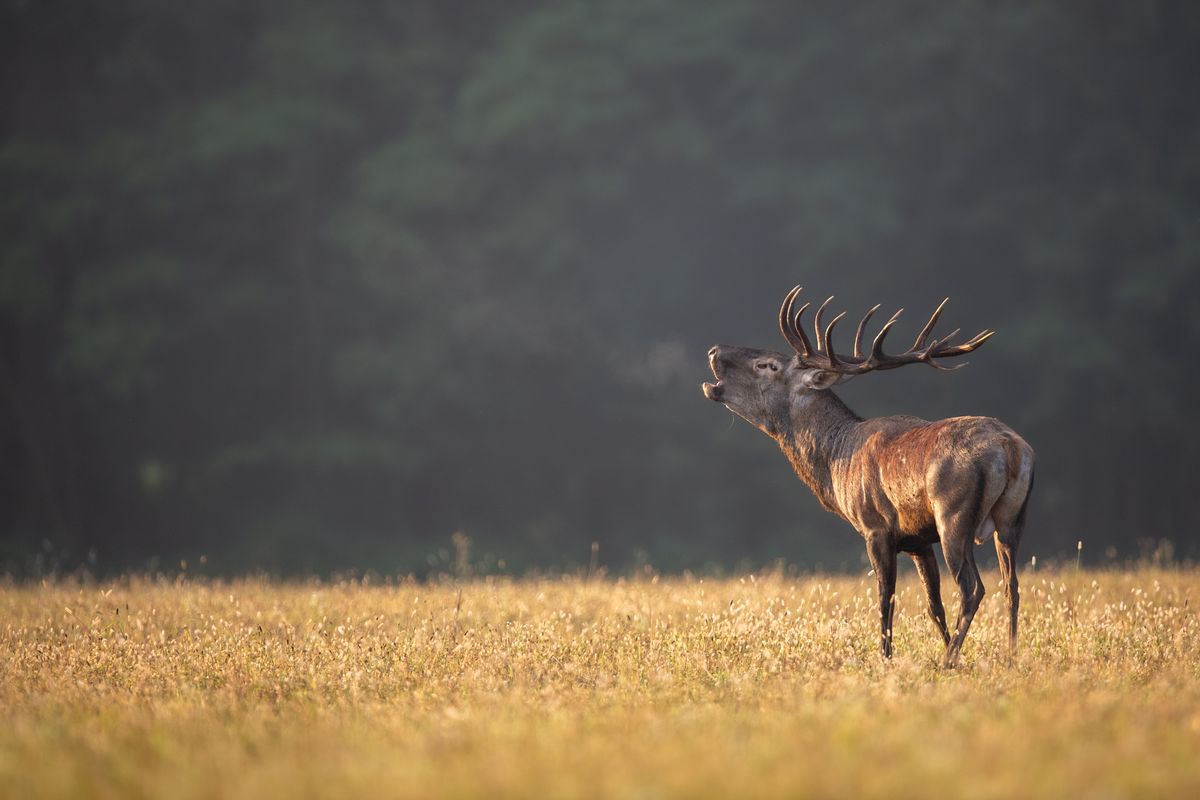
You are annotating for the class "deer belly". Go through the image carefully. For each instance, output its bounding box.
[881,477,936,534]
[894,504,937,536]
[851,491,935,537]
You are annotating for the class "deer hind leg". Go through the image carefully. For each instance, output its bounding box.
[934,467,1004,668]
[940,533,984,668]
[866,534,898,658]
[910,544,950,646]
[990,466,1034,650]
[993,532,1019,649]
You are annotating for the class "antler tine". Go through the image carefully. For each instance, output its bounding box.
[778,286,809,356]
[853,304,881,360]
[791,302,815,358]
[869,308,904,364]
[823,311,847,367]
[778,285,799,333]
[936,328,961,348]
[921,328,961,359]
[960,329,995,350]
[814,296,835,353]
[928,358,969,372]
[914,336,961,371]
[932,329,994,358]
[911,297,949,352]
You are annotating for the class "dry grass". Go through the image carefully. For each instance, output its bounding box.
[1,567,1197,799]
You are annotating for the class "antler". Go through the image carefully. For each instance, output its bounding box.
[778,286,994,375]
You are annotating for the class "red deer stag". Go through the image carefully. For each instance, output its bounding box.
[702,287,1034,666]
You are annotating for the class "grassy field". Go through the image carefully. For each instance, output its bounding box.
[1,567,1197,799]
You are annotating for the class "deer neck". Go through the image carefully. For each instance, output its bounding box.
[777,390,861,513]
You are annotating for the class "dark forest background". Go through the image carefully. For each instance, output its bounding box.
[3,1,1199,576]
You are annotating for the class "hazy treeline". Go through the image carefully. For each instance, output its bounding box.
[3,1,1198,574]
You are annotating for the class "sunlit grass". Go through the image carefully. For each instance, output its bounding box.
[1,567,1197,798]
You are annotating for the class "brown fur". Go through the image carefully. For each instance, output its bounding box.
[703,344,1035,666]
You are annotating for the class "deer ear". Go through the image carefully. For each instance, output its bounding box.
[799,369,842,391]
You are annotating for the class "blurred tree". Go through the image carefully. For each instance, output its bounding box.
[1,0,1197,574]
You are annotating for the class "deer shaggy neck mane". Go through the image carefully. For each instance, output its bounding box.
[777,389,861,514]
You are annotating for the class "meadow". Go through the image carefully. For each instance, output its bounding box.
[1,566,1197,799]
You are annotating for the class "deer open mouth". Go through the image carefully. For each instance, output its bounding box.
[703,351,726,400]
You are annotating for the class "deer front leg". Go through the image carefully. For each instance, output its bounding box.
[865,533,898,658]
[910,544,950,645]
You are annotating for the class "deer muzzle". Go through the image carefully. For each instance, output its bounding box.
[703,346,727,400]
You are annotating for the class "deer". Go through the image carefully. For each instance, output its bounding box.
[701,286,1034,667]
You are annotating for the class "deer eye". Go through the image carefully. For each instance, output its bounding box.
[755,362,778,372]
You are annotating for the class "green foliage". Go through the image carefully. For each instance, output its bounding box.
[1,0,1197,573]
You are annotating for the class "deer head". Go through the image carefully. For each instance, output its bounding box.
[701,286,995,437]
